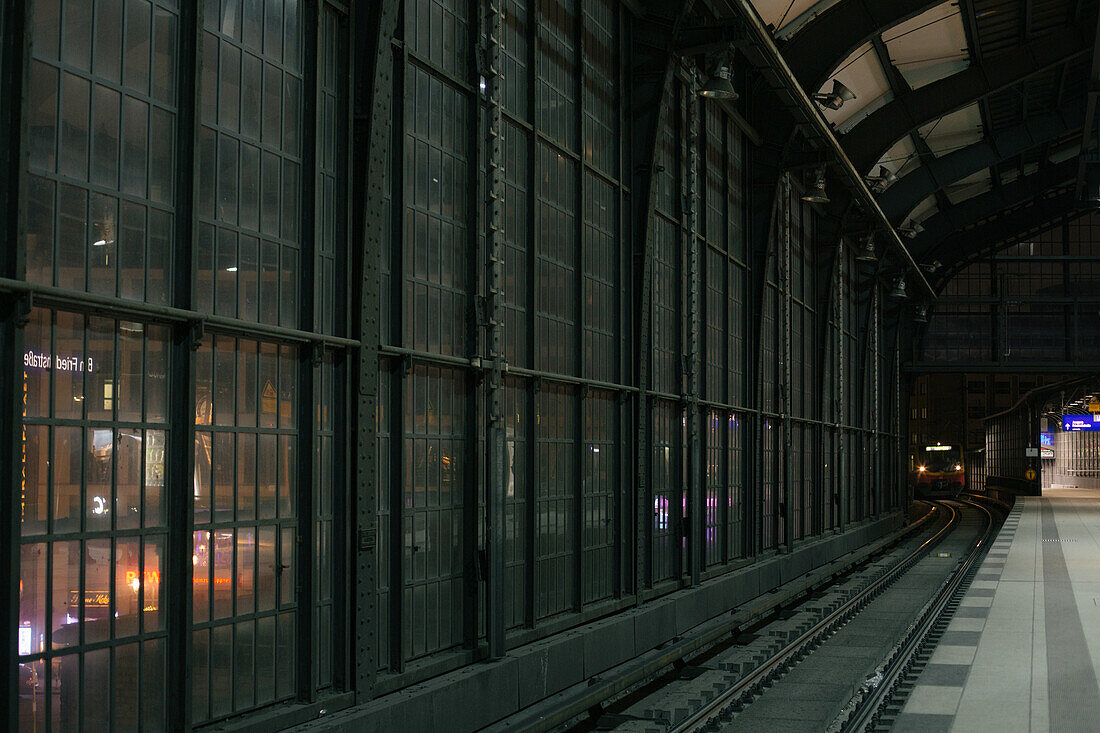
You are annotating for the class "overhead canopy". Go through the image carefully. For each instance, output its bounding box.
[756,0,1100,278]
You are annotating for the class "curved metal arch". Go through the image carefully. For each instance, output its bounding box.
[841,25,1093,174]
[906,158,1080,266]
[782,0,942,91]
[878,108,1086,221]
[932,196,1082,289]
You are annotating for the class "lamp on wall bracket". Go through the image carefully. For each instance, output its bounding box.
[865,165,897,193]
[913,303,929,323]
[919,259,941,273]
[801,166,829,204]
[699,54,738,100]
[899,219,924,239]
[812,79,856,110]
[855,233,878,262]
[889,275,909,300]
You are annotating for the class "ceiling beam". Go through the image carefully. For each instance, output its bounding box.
[878,107,1087,219]
[906,160,1081,266]
[781,0,942,92]
[841,24,1094,173]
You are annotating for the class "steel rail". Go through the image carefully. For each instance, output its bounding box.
[835,497,996,732]
[669,500,962,733]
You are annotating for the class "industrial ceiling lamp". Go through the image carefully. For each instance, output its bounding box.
[913,303,929,323]
[866,165,898,193]
[920,258,941,273]
[899,219,924,238]
[889,275,908,300]
[855,233,878,262]
[801,167,830,204]
[700,58,738,100]
[812,79,857,110]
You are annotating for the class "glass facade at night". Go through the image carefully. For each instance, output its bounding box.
[11,0,349,729]
[0,1,907,730]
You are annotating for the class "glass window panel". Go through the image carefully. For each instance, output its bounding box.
[279,526,294,607]
[83,648,111,729]
[241,52,262,138]
[149,107,174,204]
[33,0,62,60]
[114,642,140,731]
[115,537,142,635]
[257,526,276,611]
[237,527,256,614]
[121,96,149,197]
[23,310,52,418]
[194,432,212,524]
[214,432,235,522]
[93,0,124,82]
[91,84,121,189]
[143,535,164,629]
[18,657,46,732]
[53,427,82,534]
[255,615,275,703]
[234,620,255,710]
[193,531,210,623]
[19,544,48,657]
[237,435,256,520]
[257,434,277,518]
[142,638,166,731]
[219,40,241,132]
[51,541,79,648]
[24,175,55,286]
[21,426,49,536]
[152,7,177,105]
[57,185,87,292]
[86,316,115,421]
[123,0,151,93]
[115,429,142,530]
[88,193,118,296]
[83,539,112,644]
[118,203,147,302]
[28,62,59,174]
[213,530,234,619]
[276,613,295,697]
[59,72,90,180]
[61,0,92,70]
[147,210,172,305]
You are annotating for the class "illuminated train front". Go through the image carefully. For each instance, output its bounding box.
[912,442,966,497]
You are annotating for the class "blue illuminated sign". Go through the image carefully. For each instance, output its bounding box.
[1063,415,1100,431]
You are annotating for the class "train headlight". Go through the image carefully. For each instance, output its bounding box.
[918,466,926,472]
[954,464,962,471]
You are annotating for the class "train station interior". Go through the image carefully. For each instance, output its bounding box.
[4,0,1100,730]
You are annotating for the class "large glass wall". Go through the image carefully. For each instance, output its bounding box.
[15,0,349,729]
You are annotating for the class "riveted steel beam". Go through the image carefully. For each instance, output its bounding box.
[726,0,935,297]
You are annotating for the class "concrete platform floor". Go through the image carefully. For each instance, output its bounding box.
[893,488,1100,732]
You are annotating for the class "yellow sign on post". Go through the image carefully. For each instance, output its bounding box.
[1089,397,1100,413]
[1025,468,1037,481]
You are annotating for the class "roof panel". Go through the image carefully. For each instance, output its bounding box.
[909,194,941,223]
[876,137,920,182]
[944,169,993,204]
[883,2,971,89]
[917,103,984,156]
[752,0,839,35]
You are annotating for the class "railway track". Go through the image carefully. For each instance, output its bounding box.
[571,498,1001,733]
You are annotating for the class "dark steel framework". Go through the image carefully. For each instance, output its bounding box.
[1,0,912,730]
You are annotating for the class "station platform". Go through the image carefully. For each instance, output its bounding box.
[894,488,1100,732]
